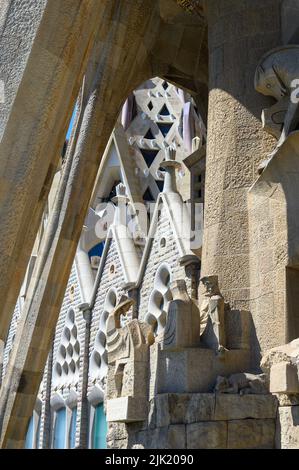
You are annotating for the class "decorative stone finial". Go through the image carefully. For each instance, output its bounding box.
[112,183,129,225]
[160,146,181,193]
[112,183,129,204]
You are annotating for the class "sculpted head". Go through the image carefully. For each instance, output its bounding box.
[200,275,221,297]
[254,62,287,101]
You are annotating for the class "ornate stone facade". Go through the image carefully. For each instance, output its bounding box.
[1,0,299,450]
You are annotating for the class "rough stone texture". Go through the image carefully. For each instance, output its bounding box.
[270,362,299,394]
[107,393,277,449]
[276,405,299,449]
[0,0,102,344]
[201,0,283,370]
[155,347,250,394]
[0,0,47,139]
[187,421,227,449]
[228,419,275,449]
[214,394,278,421]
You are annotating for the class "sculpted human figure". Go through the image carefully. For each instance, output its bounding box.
[254,45,299,171]
[162,279,201,351]
[106,295,154,399]
[199,275,226,353]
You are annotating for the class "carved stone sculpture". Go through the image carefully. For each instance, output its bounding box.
[254,45,299,171]
[106,295,154,422]
[199,275,226,353]
[215,372,268,395]
[162,279,201,351]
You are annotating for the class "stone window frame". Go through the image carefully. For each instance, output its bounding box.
[87,384,105,449]
[50,389,78,449]
[26,397,42,449]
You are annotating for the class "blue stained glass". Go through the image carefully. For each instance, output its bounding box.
[88,242,105,259]
[92,404,107,449]
[69,407,77,449]
[36,415,41,449]
[66,105,78,140]
[25,416,34,449]
[53,408,66,449]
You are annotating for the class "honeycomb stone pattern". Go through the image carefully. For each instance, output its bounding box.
[53,308,80,388]
[89,289,118,390]
[146,263,172,335]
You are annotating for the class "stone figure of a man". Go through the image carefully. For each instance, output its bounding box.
[199,275,226,353]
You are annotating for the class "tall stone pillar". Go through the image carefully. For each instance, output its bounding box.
[0,0,102,341]
[201,0,283,366]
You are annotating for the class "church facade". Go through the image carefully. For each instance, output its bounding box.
[1,0,299,450]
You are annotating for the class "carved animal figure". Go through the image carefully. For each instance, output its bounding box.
[254,45,299,169]
[215,372,268,395]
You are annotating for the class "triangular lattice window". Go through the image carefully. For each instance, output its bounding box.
[143,187,155,202]
[155,180,164,192]
[144,128,155,140]
[157,122,173,137]
[139,148,159,167]
[159,104,170,116]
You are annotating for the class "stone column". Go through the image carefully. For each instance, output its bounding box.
[201,0,283,366]
[0,0,102,341]
[77,304,91,449]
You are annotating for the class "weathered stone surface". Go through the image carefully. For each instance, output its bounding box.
[262,338,299,373]
[227,419,275,449]
[107,397,148,423]
[276,406,299,449]
[107,439,129,449]
[157,348,250,394]
[184,394,216,423]
[148,427,169,449]
[275,393,299,407]
[270,362,299,394]
[215,394,278,421]
[155,394,170,428]
[186,421,227,449]
[167,425,186,449]
[201,0,283,372]
[155,393,216,427]
[107,422,127,442]
[148,399,156,429]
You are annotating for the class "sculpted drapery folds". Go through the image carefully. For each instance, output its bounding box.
[254,45,299,171]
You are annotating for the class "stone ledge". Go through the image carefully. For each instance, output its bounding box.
[214,393,278,420]
[153,392,277,426]
[227,419,275,449]
[187,421,227,449]
[110,417,276,449]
